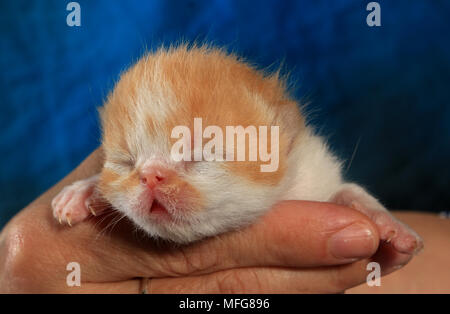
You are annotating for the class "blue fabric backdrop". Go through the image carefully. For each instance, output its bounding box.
[1,0,449,228]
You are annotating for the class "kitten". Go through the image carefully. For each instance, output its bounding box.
[51,45,423,254]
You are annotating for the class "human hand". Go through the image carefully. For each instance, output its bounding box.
[0,148,413,293]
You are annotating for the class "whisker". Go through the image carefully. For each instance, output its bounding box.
[95,211,127,240]
[345,136,362,173]
[92,210,122,235]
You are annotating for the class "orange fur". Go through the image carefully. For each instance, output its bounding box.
[100,45,304,191]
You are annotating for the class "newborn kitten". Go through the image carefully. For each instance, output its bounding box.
[52,45,423,254]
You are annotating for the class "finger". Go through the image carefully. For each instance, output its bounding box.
[141,201,379,275]
[61,200,381,281]
[12,198,382,288]
[139,260,381,294]
[48,261,372,294]
[225,200,381,267]
[32,246,409,294]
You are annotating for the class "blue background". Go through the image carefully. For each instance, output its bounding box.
[1,0,449,228]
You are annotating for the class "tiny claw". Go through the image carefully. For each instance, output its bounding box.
[88,204,96,216]
[385,230,396,243]
[67,216,72,227]
[58,215,62,224]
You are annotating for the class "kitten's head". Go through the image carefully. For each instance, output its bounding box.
[98,45,304,243]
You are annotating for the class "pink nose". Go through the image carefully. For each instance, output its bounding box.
[139,166,170,189]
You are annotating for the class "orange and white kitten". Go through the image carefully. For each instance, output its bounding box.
[52,45,422,253]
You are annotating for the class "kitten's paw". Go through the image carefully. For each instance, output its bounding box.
[51,175,100,226]
[349,201,423,255]
[331,184,424,255]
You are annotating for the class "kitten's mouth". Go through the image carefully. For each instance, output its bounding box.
[150,199,168,215]
[147,198,189,224]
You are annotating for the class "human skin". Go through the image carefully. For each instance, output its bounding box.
[348,212,450,293]
[0,148,423,293]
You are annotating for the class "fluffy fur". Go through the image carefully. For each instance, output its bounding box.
[52,45,423,254]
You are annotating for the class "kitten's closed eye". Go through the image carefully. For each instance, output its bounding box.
[105,155,136,172]
[119,158,135,168]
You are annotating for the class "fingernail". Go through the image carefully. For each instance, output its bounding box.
[329,223,376,260]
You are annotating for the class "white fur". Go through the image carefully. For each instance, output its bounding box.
[283,128,344,202]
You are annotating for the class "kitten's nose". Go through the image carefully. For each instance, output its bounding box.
[139,166,171,189]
